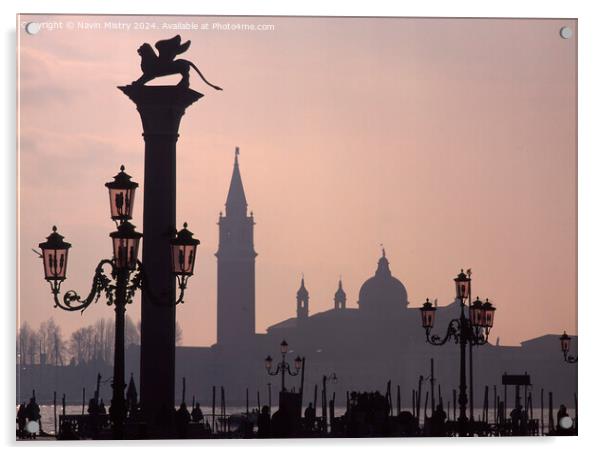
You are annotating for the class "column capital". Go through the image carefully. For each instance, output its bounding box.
[118,84,203,136]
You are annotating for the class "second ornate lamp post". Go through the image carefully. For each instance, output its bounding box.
[265,340,302,392]
[419,270,496,437]
[560,331,578,363]
[38,165,201,439]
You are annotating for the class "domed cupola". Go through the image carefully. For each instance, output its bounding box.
[358,248,409,313]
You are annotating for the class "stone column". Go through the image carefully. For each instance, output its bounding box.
[119,85,202,426]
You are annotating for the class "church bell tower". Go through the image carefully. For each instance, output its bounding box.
[296,277,309,319]
[216,148,257,345]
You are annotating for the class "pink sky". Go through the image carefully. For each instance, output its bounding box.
[17,15,576,347]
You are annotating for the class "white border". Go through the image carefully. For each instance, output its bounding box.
[3,1,600,453]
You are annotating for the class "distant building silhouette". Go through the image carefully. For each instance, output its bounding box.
[216,148,257,345]
[296,277,309,320]
[334,279,346,310]
[358,249,409,314]
[18,151,577,409]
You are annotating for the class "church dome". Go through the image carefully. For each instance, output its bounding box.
[358,249,408,313]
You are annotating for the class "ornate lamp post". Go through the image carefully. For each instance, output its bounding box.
[560,332,577,363]
[265,340,302,392]
[419,270,496,437]
[38,166,200,439]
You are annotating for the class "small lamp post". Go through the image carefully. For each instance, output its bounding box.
[560,331,577,363]
[265,340,302,392]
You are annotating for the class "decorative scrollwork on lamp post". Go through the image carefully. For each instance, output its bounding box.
[38,165,201,439]
[419,270,496,437]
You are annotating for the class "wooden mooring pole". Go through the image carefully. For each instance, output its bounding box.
[211,386,216,433]
[53,391,57,435]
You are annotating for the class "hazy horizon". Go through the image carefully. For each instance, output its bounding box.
[17,15,577,347]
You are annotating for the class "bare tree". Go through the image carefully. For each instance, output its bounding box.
[69,327,86,365]
[125,315,140,346]
[27,328,39,365]
[103,320,115,362]
[175,321,183,346]
[17,322,34,366]
[38,318,66,366]
[52,327,67,366]
[38,320,50,364]
[94,319,106,363]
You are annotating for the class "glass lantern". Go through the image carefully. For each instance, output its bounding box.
[470,297,484,327]
[420,298,436,329]
[171,222,200,276]
[454,269,471,300]
[110,221,142,270]
[39,226,71,281]
[280,340,289,355]
[105,165,138,222]
[265,355,273,371]
[481,298,496,328]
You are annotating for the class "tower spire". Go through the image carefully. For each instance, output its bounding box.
[334,277,347,310]
[225,146,247,217]
[216,146,257,345]
[297,275,309,319]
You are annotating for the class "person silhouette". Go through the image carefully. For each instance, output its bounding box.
[25,397,41,435]
[510,403,524,436]
[431,404,447,436]
[174,402,191,439]
[191,403,204,422]
[257,405,271,438]
[88,397,99,415]
[304,402,316,431]
[16,403,27,437]
[556,404,571,435]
